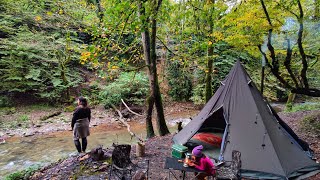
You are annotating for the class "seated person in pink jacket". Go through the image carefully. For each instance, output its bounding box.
[187,145,216,180]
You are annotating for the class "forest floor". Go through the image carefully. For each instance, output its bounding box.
[1,102,320,179]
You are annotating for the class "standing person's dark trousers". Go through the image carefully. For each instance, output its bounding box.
[73,118,90,153]
[74,137,87,153]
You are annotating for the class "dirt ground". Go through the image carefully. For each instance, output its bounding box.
[1,102,320,179]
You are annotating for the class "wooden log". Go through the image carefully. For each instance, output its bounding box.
[136,142,145,157]
[121,99,143,117]
[111,104,145,144]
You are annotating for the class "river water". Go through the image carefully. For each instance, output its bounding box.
[0,117,194,178]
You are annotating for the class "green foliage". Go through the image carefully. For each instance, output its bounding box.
[18,115,29,122]
[300,111,320,134]
[0,96,12,107]
[0,0,92,103]
[190,83,206,105]
[166,60,192,101]
[223,0,320,98]
[79,81,102,106]
[190,41,256,104]
[0,107,16,116]
[285,102,320,113]
[64,105,76,112]
[99,72,149,108]
[0,26,83,102]
[5,164,41,180]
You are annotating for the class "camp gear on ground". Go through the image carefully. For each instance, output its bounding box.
[171,144,188,158]
[191,132,222,147]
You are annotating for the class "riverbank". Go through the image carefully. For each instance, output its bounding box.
[0,102,199,178]
[26,109,320,180]
[1,102,320,179]
[0,102,199,142]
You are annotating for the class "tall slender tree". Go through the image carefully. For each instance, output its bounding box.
[138,0,169,138]
[205,0,215,102]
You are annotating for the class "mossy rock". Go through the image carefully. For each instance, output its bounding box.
[64,105,76,112]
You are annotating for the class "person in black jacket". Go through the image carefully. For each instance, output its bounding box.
[72,97,91,153]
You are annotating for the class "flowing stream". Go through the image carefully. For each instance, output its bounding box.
[0,124,148,178]
[0,116,194,178]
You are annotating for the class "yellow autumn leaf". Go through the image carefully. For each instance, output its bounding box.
[208,41,213,45]
[111,66,119,69]
[35,16,42,21]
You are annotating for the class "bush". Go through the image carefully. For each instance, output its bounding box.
[190,84,206,105]
[166,60,193,101]
[79,81,101,106]
[0,96,12,107]
[5,164,40,180]
[99,72,149,108]
[285,102,320,112]
[300,111,320,134]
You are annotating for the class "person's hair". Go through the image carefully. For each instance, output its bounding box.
[78,96,88,107]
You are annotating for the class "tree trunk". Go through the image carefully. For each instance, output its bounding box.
[150,0,169,136]
[260,66,265,95]
[95,0,103,25]
[205,0,215,102]
[205,46,213,102]
[297,0,309,89]
[315,0,319,20]
[286,92,296,111]
[145,96,155,138]
[258,0,320,97]
[138,0,169,137]
[138,1,155,138]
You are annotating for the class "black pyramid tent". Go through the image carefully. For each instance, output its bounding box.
[173,61,320,179]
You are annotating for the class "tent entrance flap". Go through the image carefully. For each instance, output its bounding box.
[199,108,226,132]
[186,108,226,159]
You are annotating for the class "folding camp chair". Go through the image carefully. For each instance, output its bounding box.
[108,144,149,180]
[231,150,241,178]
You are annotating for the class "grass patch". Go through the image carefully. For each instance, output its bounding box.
[4,164,41,180]
[285,102,320,112]
[300,111,320,134]
[0,107,16,116]
[23,104,56,112]
[18,115,29,122]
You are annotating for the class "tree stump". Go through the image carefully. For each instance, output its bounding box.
[112,144,132,168]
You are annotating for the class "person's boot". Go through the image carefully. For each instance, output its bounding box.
[74,140,82,153]
[82,137,87,152]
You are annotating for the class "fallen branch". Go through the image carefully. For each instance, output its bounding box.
[121,99,143,117]
[111,104,144,143]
